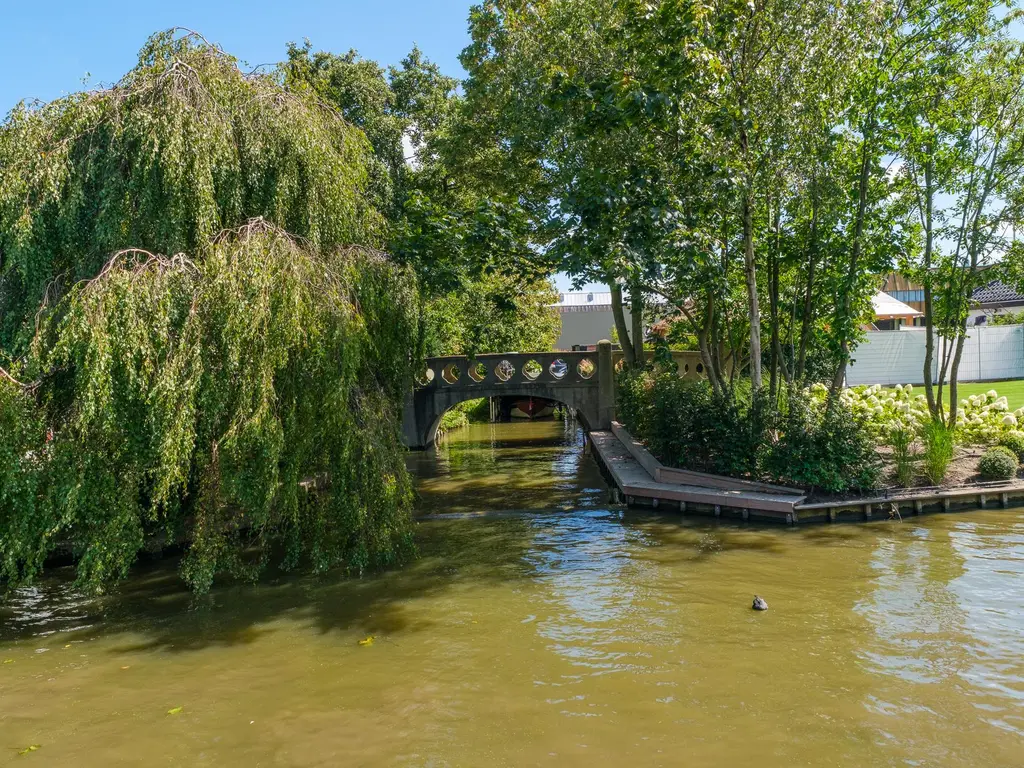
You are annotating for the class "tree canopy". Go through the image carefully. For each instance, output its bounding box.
[0,31,418,592]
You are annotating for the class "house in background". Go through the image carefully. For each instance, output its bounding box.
[970,280,1024,323]
[552,291,634,350]
[881,271,1024,326]
[552,289,923,349]
[869,291,923,330]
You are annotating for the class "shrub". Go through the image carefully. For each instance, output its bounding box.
[978,446,1019,480]
[763,397,881,493]
[616,372,763,477]
[887,423,917,487]
[922,420,956,485]
[618,373,879,493]
[998,431,1024,461]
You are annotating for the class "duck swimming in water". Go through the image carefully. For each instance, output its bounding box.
[752,595,768,611]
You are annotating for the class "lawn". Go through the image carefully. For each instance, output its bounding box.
[886,379,1024,412]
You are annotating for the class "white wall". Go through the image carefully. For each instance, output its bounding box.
[555,308,633,350]
[847,326,1024,385]
[847,329,929,385]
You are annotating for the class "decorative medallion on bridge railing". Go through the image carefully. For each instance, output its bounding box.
[549,358,567,380]
[577,358,596,379]
[522,359,542,381]
[442,363,462,384]
[468,361,488,383]
[415,367,435,387]
[494,359,515,382]
[614,358,626,373]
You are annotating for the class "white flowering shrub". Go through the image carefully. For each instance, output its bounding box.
[802,383,1018,446]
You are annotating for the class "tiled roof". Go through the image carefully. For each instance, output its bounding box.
[972,280,1024,306]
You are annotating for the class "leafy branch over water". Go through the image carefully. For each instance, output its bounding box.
[0,31,419,593]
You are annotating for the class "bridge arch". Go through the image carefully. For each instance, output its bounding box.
[402,348,613,449]
[424,388,595,448]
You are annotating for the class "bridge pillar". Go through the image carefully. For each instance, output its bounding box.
[597,339,614,430]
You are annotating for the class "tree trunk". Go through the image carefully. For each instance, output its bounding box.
[629,282,645,368]
[609,282,634,368]
[921,156,939,421]
[742,192,763,390]
[831,122,874,393]
[768,201,784,400]
[797,181,818,382]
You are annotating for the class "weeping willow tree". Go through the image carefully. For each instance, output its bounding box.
[0,31,419,592]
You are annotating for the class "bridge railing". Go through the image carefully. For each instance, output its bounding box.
[415,351,601,390]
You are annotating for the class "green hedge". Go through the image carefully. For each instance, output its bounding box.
[617,372,881,493]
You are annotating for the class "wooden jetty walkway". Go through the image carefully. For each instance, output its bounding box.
[591,422,1024,525]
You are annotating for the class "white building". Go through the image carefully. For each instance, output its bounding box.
[551,291,635,350]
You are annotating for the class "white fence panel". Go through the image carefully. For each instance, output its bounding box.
[848,326,1024,386]
[847,330,927,386]
[969,325,1024,381]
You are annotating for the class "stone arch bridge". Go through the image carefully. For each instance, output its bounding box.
[402,344,616,449]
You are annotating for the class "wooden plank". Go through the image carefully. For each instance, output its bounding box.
[610,422,803,496]
[590,431,805,516]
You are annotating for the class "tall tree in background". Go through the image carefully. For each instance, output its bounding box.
[897,1,1024,425]
[284,40,560,358]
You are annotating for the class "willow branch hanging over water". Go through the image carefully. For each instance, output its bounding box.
[0,31,420,592]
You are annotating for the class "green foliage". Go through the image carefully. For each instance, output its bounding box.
[887,424,918,488]
[922,420,956,486]
[0,30,379,354]
[990,310,1024,327]
[998,431,1024,461]
[0,378,46,584]
[0,31,419,593]
[438,408,470,433]
[617,372,757,477]
[2,223,418,593]
[978,446,1019,480]
[618,371,880,492]
[765,397,881,493]
[423,275,560,356]
[285,39,557,355]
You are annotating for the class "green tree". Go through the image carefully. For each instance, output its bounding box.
[0,31,418,593]
[286,39,560,356]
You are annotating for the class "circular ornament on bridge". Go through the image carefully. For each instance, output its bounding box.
[549,358,567,380]
[577,358,596,380]
[415,367,435,387]
[468,361,488,382]
[522,359,542,381]
[614,358,626,373]
[696,363,704,375]
[442,363,462,384]
[494,359,516,382]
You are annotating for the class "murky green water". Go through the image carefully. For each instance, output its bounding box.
[2,421,1023,766]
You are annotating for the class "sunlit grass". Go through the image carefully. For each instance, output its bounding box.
[885,380,1024,412]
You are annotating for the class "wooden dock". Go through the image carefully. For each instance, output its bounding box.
[590,424,1024,525]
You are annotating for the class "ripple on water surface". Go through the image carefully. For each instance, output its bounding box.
[1,421,1023,766]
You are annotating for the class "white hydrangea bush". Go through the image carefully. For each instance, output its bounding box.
[802,383,1020,445]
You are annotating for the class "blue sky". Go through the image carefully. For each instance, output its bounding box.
[0,0,600,293]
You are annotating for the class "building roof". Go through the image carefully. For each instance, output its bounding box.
[872,291,922,319]
[551,290,669,311]
[972,279,1024,307]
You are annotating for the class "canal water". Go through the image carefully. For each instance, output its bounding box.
[1,421,1023,766]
